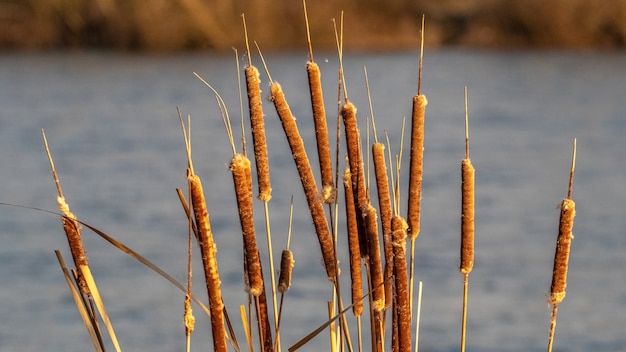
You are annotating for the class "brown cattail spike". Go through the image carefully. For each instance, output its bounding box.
[245,65,272,202]
[407,94,428,239]
[391,215,411,352]
[342,102,369,258]
[230,154,264,296]
[278,250,294,293]
[550,138,577,304]
[460,90,475,275]
[549,198,575,304]
[363,204,385,311]
[270,82,337,281]
[343,166,364,316]
[188,174,228,352]
[307,61,335,203]
[372,142,394,309]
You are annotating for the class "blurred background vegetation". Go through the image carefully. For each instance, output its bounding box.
[1,0,625,51]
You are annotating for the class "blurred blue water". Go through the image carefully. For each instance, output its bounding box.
[1,50,625,352]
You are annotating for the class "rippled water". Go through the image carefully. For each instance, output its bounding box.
[1,50,625,351]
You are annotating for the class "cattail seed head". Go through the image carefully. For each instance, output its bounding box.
[460,158,475,275]
[306,61,334,203]
[344,166,364,316]
[245,65,272,202]
[229,154,264,296]
[391,215,411,351]
[549,198,576,305]
[278,249,294,293]
[408,94,428,239]
[363,204,385,311]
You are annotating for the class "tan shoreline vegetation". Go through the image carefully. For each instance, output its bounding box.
[1,0,626,51]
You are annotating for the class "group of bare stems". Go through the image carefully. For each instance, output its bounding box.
[40,2,578,352]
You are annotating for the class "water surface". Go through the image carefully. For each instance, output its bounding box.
[1,50,625,351]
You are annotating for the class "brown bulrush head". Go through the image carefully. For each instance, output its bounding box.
[460,158,475,275]
[391,215,411,352]
[306,61,334,203]
[230,154,264,296]
[549,198,576,305]
[363,204,385,311]
[57,196,90,294]
[188,174,228,352]
[372,142,394,309]
[278,249,294,293]
[344,166,364,316]
[407,94,428,239]
[270,82,337,281]
[245,65,272,202]
[341,101,369,258]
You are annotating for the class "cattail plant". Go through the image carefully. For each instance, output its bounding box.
[459,88,475,352]
[269,78,337,282]
[408,17,427,318]
[303,1,334,203]
[179,113,228,352]
[547,138,577,352]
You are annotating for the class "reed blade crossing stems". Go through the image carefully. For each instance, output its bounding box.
[245,65,272,202]
[270,82,337,281]
[307,61,335,203]
[343,166,364,316]
[230,154,264,296]
[188,174,228,352]
[391,215,411,352]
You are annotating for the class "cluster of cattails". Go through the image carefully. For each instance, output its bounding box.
[40,4,583,352]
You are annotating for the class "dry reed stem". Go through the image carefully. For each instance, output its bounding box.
[549,198,576,305]
[407,94,428,239]
[372,142,394,309]
[341,101,368,258]
[391,215,411,352]
[245,65,272,202]
[230,154,264,296]
[306,61,335,203]
[363,204,385,312]
[270,82,337,281]
[343,167,364,316]
[278,249,294,293]
[188,174,228,352]
[460,158,475,274]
